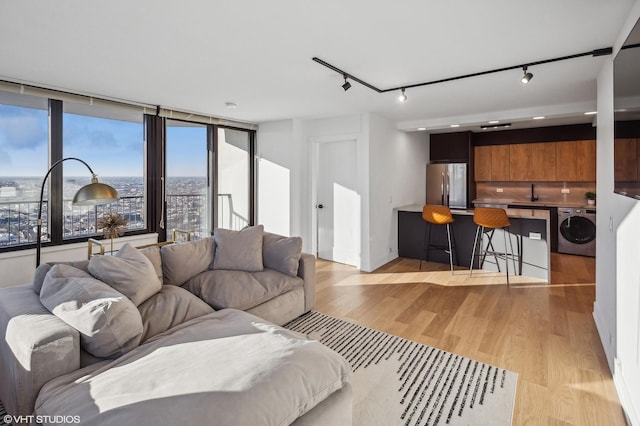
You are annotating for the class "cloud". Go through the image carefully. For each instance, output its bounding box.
[0,114,47,150]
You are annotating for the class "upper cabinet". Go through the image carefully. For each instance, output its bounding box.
[474,145,492,181]
[429,131,472,162]
[575,140,596,182]
[490,145,510,181]
[530,142,556,181]
[555,141,577,181]
[509,144,531,181]
[474,140,596,182]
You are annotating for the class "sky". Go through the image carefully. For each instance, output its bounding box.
[0,104,207,177]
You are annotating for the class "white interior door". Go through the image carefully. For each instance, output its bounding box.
[317,139,360,267]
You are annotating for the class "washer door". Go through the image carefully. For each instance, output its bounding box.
[559,216,596,244]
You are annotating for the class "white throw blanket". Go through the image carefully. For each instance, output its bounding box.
[35,309,352,426]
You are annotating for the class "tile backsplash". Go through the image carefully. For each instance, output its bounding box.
[476,182,596,204]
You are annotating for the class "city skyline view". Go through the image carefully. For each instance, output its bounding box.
[0,103,208,177]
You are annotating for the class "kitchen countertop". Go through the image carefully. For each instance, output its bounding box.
[472,198,597,209]
[396,204,550,220]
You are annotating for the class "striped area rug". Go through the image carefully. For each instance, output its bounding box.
[0,400,7,426]
[285,311,517,426]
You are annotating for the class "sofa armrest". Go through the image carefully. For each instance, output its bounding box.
[0,284,80,416]
[297,253,316,312]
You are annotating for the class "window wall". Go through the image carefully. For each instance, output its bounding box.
[63,102,145,240]
[166,120,209,240]
[0,84,256,253]
[0,92,48,246]
[217,128,251,230]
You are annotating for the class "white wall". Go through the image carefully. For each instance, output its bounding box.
[0,233,158,287]
[256,112,429,272]
[256,119,305,238]
[595,1,640,423]
[368,114,429,269]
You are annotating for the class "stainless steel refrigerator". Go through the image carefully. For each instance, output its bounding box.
[426,163,468,208]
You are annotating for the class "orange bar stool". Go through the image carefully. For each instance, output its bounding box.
[469,207,516,285]
[421,205,457,274]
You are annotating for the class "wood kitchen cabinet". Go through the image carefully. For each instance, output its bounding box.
[490,145,510,181]
[576,140,596,181]
[509,144,531,181]
[474,145,492,181]
[530,142,556,181]
[555,141,577,181]
[472,139,596,183]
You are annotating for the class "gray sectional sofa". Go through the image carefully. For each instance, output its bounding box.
[0,226,353,425]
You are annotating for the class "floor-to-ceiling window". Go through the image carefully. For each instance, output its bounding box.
[165,120,209,240]
[63,102,145,239]
[0,91,48,247]
[216,127,252,230]
[0,82,256,254]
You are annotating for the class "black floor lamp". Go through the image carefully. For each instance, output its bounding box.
[36,157,120,267]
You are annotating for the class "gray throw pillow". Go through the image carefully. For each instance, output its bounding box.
[263,232,302,276]
[33,260,90,295]
[40,264,143,358]
[161,237,215,286]
[213,225,264,272]
[89,243,161,306]
[137,285,214,342]
[138,245,163,283]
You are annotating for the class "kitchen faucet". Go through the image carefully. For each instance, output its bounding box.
[530,183,539,202]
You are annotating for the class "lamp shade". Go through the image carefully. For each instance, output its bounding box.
[72,181,120,206]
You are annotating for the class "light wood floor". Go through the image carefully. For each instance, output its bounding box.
[314,254,626,426]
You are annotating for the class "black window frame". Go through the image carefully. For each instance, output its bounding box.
[0,95,257,254]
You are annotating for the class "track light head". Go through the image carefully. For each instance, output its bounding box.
[521,66,533,84]
[342,75,351,91]
[398,88,407,102]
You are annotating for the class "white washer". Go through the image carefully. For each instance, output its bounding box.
[557,208,596,257]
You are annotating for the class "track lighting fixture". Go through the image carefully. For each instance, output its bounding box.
[398,88,407,102]
[342,74,351,91]
[521,66,533,84]
[313,46,612,100]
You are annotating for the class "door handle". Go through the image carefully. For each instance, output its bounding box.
[317,204,324,209]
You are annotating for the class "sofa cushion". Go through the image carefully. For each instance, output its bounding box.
[161,237,215,286]
[138,245,163,283]
[39,264,143,358]
[183,269,303,311]
[88,243,161,306]
[34,309,352,426]
[33,260,90,295]
[137,285,214,342]
[263,232,302,277]
[213,225,264,272]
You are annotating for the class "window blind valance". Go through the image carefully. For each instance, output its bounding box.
[0,80,154,115]
[0,79,258,131]
[157,107,258,131]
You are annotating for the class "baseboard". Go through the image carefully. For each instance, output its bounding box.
[614,359,639,426]
[592,304,615,373]
[367,252,398,272]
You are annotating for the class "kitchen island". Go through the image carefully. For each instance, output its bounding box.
[397,205,551,282]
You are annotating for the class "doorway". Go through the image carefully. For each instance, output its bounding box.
[316,138,360,267]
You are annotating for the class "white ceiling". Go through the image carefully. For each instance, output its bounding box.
[0,1,635,131]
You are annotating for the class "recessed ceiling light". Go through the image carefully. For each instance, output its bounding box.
[450,124,460,128]
[417,127,426,131]
[584,111,597,115]
[488,120,500,124]
[533,116,545,120]
[225,102,238,109]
